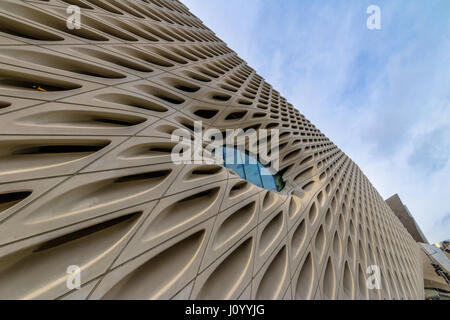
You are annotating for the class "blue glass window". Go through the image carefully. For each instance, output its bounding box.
[221,147,284,192]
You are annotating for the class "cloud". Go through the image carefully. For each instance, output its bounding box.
[408,127,450,173]
[182,0,450,243]
[433,213,450,241]
[437,213,450,225]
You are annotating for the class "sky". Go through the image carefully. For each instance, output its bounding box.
[183,0,450,243]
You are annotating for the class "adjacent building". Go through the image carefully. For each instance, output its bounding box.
[420,243,450,299]
[386,194,428,243]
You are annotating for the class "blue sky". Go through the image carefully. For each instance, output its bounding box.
[183,0,450,243]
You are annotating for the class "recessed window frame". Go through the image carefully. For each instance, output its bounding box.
[219,146,285,192]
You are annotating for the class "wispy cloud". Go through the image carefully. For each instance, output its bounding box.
[408,127,450,173]
[183,0,450,243]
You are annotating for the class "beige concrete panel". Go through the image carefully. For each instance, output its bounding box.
[288,217,310,275]
[43,44,162,78]
[0,135,126,184]
[136,117,196,139]
[191,230,256,300]
[90,219,214,300]
[105,44,189,72]
[0,200,155,259]
[238,284,252,300]
[0,163,181,244]
[252,241,291,300]
[0,96,42,115]
[253,202,289,274]
[0,45,138,86]
[0,176,64,225]
[0,63,105,101]
[112,180,226,267]
[337,260,356,300]
[0,7,86,45]
[116,78,195,112]
[82,136,190,173]
[201,194,260,270]
[61,280,100,300]
[171,281,194,300]
[283,285,293,300]
[60,86,177,118]
[163,162,230,196]
[219,178,261,211]
[0,102,153,136]
[0,204,147,299]
[291,247,318,300]
[0,33,26,45]
[5,0,117,44]
[258,189,289,223]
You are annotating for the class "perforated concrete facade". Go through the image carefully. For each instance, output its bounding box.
[0,0,424,299]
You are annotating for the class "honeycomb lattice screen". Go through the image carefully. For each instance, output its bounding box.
[0,0,424,300]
